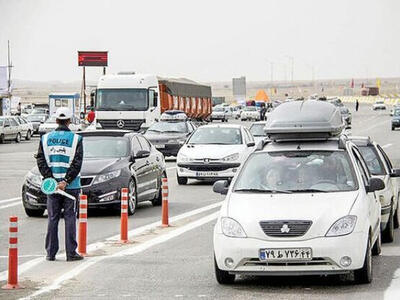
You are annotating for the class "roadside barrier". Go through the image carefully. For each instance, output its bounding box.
[2,216,21,289]
[161,177,169,227]
[78,195,88,256]
[120,188,129,243]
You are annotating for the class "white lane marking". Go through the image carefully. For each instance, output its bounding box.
[382,143,393,149]
[0,197,21,203]
[0,200,222,281]
[21,211,219,299]
[385,268,400,299]
[0,201,21,210]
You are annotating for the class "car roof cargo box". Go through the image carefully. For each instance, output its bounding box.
[264,100,345,141]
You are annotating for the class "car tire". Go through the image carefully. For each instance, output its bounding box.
[354,236,372,284]
[15,132,21,143]
[394,203,399,229]
[152,173,166,206]
[0,134,4,144]
[372,230,381,256]
[127,179,138,216]
[25,130,32,140]
[24,207,45,217]
[214,256,235,284]
[392,127,395,131]
[382,205,394,243]
[177,173,188,185]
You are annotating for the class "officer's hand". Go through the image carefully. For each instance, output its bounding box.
[57,181,67,191]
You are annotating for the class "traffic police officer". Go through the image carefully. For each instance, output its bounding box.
[36,107,84,261]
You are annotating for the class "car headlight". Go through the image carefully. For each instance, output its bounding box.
[26,171,42,187]
[326,215,357,237]
[221,217,247,238]
[93,170,121,185]
[221,153,239,162]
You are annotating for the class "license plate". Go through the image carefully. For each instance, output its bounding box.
[155,144,165,149]
[259,248,312,261]
[196,171,219,177]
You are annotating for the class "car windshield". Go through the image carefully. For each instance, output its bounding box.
[27,115,46,121]
[234,151,358,193]
[188,127,242,145]
[147,121,187,133]
[96,89,148,111]
[376,101,384,104]
[249,124,266,137]
[31,109,47,114]
[83,136,129,158]
[213,107,224,112]
[357,146,386,175]
[244,107,256,111]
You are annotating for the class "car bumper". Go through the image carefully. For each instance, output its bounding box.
[214,231,367,275]
[392,121,400,128]
[177,162,240,179]
[154,143,182,157]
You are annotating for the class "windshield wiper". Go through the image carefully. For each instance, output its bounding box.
[148,129,161,133]
[234,188,292,194]
[288,189,328,193]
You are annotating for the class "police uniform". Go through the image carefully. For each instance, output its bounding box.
[36,108,83,261]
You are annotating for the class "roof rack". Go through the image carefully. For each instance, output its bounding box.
[264,100,345,142]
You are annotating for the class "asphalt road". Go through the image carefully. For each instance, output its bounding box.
[1,103,400,299]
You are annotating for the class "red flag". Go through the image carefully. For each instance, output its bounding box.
[350,78,354,88]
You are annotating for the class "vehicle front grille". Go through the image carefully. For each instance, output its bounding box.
[99,119,145,131]
[242,257,332,266]
[81,176,95,187]
[259,220,312,237]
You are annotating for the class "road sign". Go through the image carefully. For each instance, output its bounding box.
[78,51,108,67]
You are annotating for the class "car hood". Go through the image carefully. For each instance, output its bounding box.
[392,116,400,120]
[81,157,128,176]
[145,132,187,142]
[179,144,245,160]
[226,191,359,240]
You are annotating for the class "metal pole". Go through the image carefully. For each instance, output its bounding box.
[7,40,12,97]
[83,67,86,114]
[103,67,106,76]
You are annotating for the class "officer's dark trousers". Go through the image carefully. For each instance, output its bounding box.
[45,189,79,258]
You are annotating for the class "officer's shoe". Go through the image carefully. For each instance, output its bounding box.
[46,256,55,261]
[66,253,84,262]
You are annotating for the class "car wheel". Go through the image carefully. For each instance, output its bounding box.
[354,236,372,284]
[0,134,4,144]
[372,230,381,256]
[214,256,235,284]
[152,172,166,206]
[392,127,395,131]
[394,203,399,229]
[15,132,21,143]
[177,173,188,185]
[127,179,138,216]
[382,205,394,243]
[24,207,45,217]
[25,130,32,140]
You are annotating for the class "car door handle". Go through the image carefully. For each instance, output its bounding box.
[145,160,150,165]
[156,156,160,162]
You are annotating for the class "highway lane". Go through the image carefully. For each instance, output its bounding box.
[1,103,400,299]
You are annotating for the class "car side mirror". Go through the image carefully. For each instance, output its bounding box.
[134,150,150,159]
[366,177,385,193]
[390,169,400,178]
[213,180,229,195]
[247,142,255,147]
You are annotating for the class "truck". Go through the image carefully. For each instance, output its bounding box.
[95,73,212,131]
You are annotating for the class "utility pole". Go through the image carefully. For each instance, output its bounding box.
[7,40,13,97]
[270,62,274,86]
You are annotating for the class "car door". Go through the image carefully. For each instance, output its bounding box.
[376,144,398,210]
[9,117,20,138]
[137,135,158,199]
[130,136,148,201]
[3,118,12,140]
[353,147,381,238]
[16,117,27,136]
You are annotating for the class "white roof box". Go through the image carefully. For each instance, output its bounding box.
[160,110,188,121]
[264,100,345,141]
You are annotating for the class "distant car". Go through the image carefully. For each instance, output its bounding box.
[26,114,48,134]
[0,116,22,143]
[176,124,256,184]
[210,106,228,122]
[13,116,34,140]
[22,130,166,217]
[392,109,400,130]
[240,106,260,121]
[390,105,400,116]
[373,100,386,110]
[30,108,49,115]
[38,115,80,136]
[249,121,268,145]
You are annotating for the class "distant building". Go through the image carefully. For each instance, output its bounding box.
[232,76,246,102]
[343,87,354,96]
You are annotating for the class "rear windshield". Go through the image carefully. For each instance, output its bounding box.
[358,146,386,175]
[249,124,266,137]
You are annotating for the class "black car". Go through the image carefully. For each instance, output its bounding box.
[22,130,166,217]
[144,114,196,157]
[392,109,400,130]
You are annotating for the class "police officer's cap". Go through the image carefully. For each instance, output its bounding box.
[55,108,73,120]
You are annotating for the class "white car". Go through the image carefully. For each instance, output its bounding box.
[213,100,383,285]
[249,121,268,145]
[13,116,34,140]
[350,136,400,242]
[210,106,228,122]
[241,106,260,121]
[38,115,81,136]
[176,124,256,185]
[372,100,386,110]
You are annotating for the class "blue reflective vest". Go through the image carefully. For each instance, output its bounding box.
[41,130,82,190]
